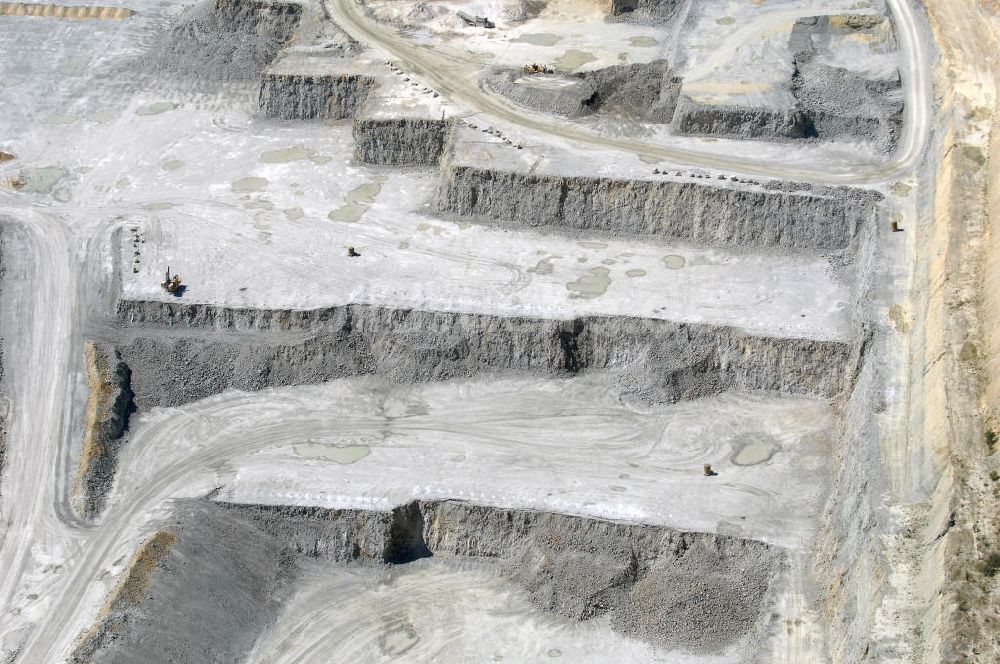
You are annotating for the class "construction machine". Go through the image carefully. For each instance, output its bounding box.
[522,63,552,74]
[161,266,183,294]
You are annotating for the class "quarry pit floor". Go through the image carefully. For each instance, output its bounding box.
[0,0,940,662]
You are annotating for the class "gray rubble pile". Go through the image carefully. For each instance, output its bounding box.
[74,498,782,662]
[142,0,303,81]
[485,72,598,118]
[580,59,683,122]
[673,12,903,151]
[671,98,815,140]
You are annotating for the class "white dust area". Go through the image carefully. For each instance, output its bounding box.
[118,119,850,341]
[114,375,834,550]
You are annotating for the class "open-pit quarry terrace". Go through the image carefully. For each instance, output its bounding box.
[1,0,997,663]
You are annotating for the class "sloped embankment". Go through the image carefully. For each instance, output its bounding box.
[113,300,852,409]
[70,342,133,518]
[144,0,303,81]
[72,498,782,662]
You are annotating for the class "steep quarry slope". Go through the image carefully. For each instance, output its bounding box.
[352,118,454,166]
[435,162,880,251]
[71,343,133,518]
[74,499,783,662]
[260,70,375,119]
[71,502,296,664]
[673,7,902,151]
[868,1,1000,661]
[789,15,903,150]
[144,0,304,81]
[111,300,851,410]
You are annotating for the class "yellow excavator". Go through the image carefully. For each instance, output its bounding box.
[522,63,552,74]
[161,266,182,294]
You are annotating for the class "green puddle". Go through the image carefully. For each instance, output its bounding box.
[293,443,371,464]
[17,166,67,194]
[554,49,597,71]
[731,435,780,466]
[259,145,316,163]
[135,101,177,116]
[231,176,268,193]
[512,32,563,46]
[328,179,385,223]
[566,267,611,299]
[661,254,686,269]
[629,36,659,47]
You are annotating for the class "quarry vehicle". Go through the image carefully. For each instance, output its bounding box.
[161,267,182,294]
[522,63,552,75]
[457,11,493,28]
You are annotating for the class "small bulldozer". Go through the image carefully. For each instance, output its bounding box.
[522,63,552,74]
[161,267,183,295]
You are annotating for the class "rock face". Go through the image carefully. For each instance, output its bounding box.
[672,97,816,140]
[352,118,453,166]
[143,0,303,81]
[112,300,852,410]
[502,0,545,23]
[789,15,904,151]
[420,500,781,652]
[435,165,880,251]
[74,498,782,661]
[71,342,133,518]
[580,60,682,122]
[259,73,375,120]
[673,13,902,151]
[608,0,688,25]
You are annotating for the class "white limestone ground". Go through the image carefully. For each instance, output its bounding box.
[117,126,852,341]
[111,376,833,550]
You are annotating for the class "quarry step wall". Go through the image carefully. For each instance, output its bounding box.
[259,72,375,120]
[352,118,453,166]
[74,498,782,662]
[113,300,854,410]
[434,165,881,251]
